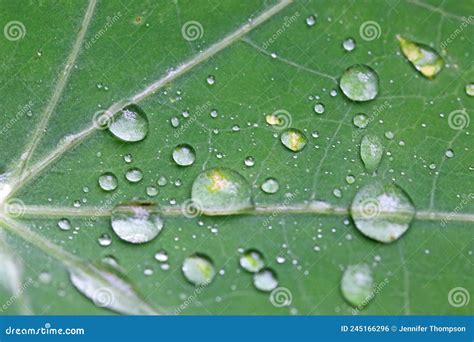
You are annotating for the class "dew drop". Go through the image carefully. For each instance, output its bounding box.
[154,250,168,263]
[244,156,255,167]
[305,15,316,27]
[98,172,118,191]
[280,128,307,152]
[170,116,180,128]
[345,175,356,184]
[313,103,325,114]
[123,154,133,163]
[98,233,112,247]
[384,131,394,140]
[239,249,265,273]
[206,75,215,85]
[360,134,383,174]
[157,176,167,186]
[341,264,374,307]
[253,268,278,292]
[342,38,356,52]
[182,254,215,286]
[445,149,454,158]
[333,188,342,198]
[172,144,196,166]
[191,167,254,215]
[125,168,143,183]
[261,177,279,194]
[111,202,163,244]
[396,35,444,79]
[146,186,158,197]
[339,64,379,102]
[466,83,474,97]
[58,218,71,231]
[108,104,149,142]
[353,113,369,129]
[351,182,415,243]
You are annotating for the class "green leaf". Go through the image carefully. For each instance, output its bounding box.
[0,0,472,316]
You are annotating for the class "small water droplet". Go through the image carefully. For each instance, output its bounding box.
[244,156,255,167]
[261,177,279,194]
[170,116,180,128]
[182,254,215,286]
[333,188,342,198]
[313,103,325,114]
[109,104,149,142]
[353,114,369,129]
[111,202,163,244]
[280,128,307,152]
[341,264,374,307]
[345,175,356,184]
[58,218,71,231]
[339,64,379,102]
[123,154,133,163]
[360,134,383,174]
[210,109,218,118]
[206,75,215,85]
[466,83,474,97]
[239,250,265,273]
[157,176,167,186]
[445,149,454,158]
[253,268,278,292]
[397,35,444,79]
[305,15,316,27]
[384,131,394,140]
[154,250,168,263]
[98,172,118,191]
[125,168,143,183]
[98,233,112,247]
[172,144,196,166]
[342,38,356,52]
[146,186,158,197]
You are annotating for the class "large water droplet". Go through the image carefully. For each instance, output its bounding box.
[191,167,253,215]
[109,104,149,142]
[182,254,215,286]
[261,177,279,194]
[253,268,278,292]
[239,250,265,273]
[397,35,444,79]
[360,134,383,174]
[341,264,374,307]
[172,144,196,166]
[280,128,307,152]
[111,202,163,244]
[98,172,118,191]
[339,64,378,102]
[351,182,415,243]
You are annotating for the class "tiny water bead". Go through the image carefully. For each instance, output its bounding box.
[108,104,149,142]
[261,177,279,194]
[339,64,379,102]
[360,134,383,174]
[239,250,265,273]
[341,264,374,307]
[58,218,71,231]
[305,15,316,27]
[154,250,169,263]
[345,175,356,184]
[146,186,158,197]
[313,103,325,114]
[342,38,356,52]
[182,254,216,286]
[445,149,454,158]
[244,156,255,167]
[172,144,196,166]
[125,168,143,183]
[397,35,444,79]
[253,268,278,292]
[111,203,163,244]
[206,75,215,85]
[98,233,112,247]
[123,154,133,163]
[466,83,474,97]
[351,182,415,243]
[353,113,369,129]
[98,172,118,191]
[191,167,254,215]
[280,128,307,152]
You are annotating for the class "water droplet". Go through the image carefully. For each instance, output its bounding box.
[313,103,325,114]
[157,176,167,186]
[146,186,158,197]
[239,250,265,273]
[353,113,369,129]
[125,168,143,183]
[339,64,379,102]
[123,154,133,163]
[98,172,118,191]
[341,264,374,307]
[345,175,356,184]
[111,202,163,244]
[98,233,112,247]
[384,131,394,140]
[172,144,196,166]
[191,167,254,215]
[445,149,454,158]
[261,177,279,194]
[342,38,356,52]
[109,104,149,142]
[253,268,278,292]
[360,134,383,174]
[210,109,218,118]
[280,128,307,152]
[466,83,474,97]
[58,218,71,231]
[397,35,444,79]
[170,116,180,128]
[182,254,215,286]
[154,250,168,263]
[206,75,215,85]
[244,156,255,167]
[305,15,316,27]
[333,188,342,198]
[351,182,415,243]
